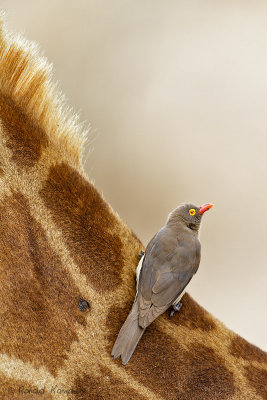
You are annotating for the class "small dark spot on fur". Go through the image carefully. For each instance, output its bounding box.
[78,299,90,312]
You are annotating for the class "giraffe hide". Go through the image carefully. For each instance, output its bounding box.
[0,11,266,400]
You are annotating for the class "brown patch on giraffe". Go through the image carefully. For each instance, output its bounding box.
[70,366,146,400]
[106,299,133,346]
[0,375,52,400]
[40,162,124,292]
[164,292,216,331]
[244,365,267,399]
[0,94,48,168]
[107,302,235,400]
[0,190,89,376]
[230,335,267,364]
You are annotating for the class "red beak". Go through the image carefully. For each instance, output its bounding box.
[198,203,214,215]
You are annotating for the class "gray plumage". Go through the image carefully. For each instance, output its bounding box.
[112,202,213,365]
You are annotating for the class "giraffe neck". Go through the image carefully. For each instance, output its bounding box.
[0,14,266,400]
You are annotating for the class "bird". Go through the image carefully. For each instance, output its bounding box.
[111,202,213,365]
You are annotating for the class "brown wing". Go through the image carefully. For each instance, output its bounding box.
[138,226,200,329]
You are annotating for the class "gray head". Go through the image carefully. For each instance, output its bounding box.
[167,202,213,232]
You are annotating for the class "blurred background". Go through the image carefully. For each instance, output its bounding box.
[2,1,266,350]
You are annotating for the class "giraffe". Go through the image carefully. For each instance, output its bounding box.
[0,12,266,400]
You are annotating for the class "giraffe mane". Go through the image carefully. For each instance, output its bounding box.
[0,10,89,169]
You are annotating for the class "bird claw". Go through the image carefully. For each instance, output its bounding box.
[173,301,182,312]
[138,250,145,259]
[169,302,182,318]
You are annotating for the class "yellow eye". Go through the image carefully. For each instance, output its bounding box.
[189,208,196,216]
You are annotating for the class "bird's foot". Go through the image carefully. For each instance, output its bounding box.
[169,302,182,318]
[173,302,183,312]
[138,250,145,259]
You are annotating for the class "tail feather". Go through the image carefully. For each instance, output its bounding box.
[111,301,145,365]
